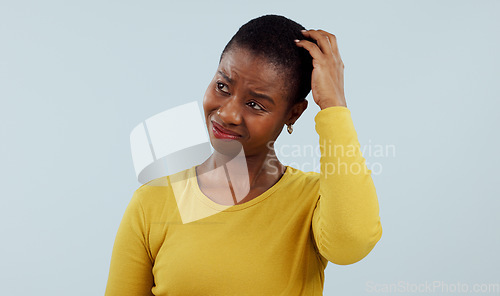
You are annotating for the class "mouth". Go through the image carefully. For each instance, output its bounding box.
[211,120,242,140]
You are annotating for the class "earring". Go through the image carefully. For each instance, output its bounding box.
[287,124,293,134]
[217,109,221,115]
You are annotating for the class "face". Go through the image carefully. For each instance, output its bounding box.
[203,47,302,158]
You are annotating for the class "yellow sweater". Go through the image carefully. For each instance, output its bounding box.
[105,106,382,295]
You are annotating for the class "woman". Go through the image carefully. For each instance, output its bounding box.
[105,14,382,295]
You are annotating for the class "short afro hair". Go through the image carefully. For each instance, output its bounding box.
[220,14,314,108]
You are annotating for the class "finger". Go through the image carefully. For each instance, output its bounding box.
[316,29,340,58]
[301,29,333,56]
[316,30,344,68]
[294,39,323,60]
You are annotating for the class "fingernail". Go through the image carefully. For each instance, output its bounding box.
[301,30,307,32]
[294,39,300,43]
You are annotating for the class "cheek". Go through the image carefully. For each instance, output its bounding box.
[202,87,217,115]
[248,118,281,138]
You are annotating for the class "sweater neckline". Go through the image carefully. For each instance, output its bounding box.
[189,165,292,212]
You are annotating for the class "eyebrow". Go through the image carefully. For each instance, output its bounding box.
[217,70,276,105]
[248,90,275,105]
[218,70,233,84]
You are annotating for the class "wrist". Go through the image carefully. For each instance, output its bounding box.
[319,100,347,110]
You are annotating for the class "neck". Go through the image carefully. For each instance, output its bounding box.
[198,147,285,189]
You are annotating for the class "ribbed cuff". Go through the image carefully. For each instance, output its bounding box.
[314,106,357,139]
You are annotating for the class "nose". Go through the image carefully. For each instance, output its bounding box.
[217,96,242,126]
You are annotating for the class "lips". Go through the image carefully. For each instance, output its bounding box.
[211,120,242,139]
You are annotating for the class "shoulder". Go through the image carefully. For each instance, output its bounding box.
[282,165,320,195]
[130,167,192,215]
[286,165,320,182]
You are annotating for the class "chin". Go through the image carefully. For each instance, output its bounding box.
[209,134,244,158]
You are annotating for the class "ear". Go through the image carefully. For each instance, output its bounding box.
[286,100,308,125]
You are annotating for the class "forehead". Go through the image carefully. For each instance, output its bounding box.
[218,48,287,93]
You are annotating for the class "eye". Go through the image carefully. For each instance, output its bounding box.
[216,82,229,94]
[247,101,265,111]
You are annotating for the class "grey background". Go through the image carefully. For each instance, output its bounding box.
[1,0,499,295]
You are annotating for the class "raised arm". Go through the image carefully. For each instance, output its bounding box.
[313,106,382,264]
[295,29,382,264]
[105,188,155,296]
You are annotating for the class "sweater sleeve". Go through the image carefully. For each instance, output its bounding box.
[311,106,382,265]
[105,188,155,296]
